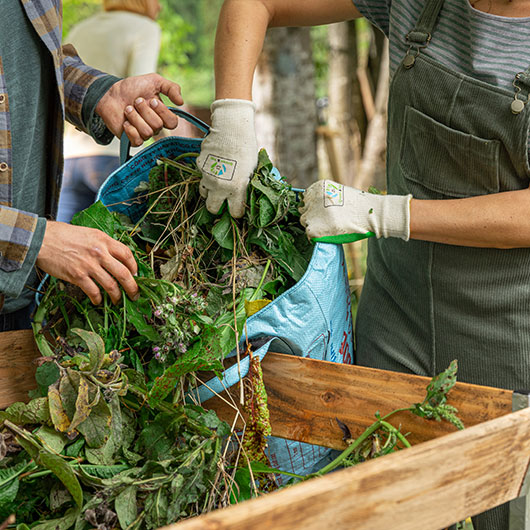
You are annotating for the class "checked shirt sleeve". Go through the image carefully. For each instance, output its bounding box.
[62,43,120,143]
[0,206,46,298]
[0,206,38,272]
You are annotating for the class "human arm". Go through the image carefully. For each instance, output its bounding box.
[36,222,139,305]
[197,0,362,217]
[410,188,530,249]
[62,44,182,149]
[214,0,362,101]
[0,209,138,304]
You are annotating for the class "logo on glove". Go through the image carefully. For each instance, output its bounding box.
[324,181,344,208]
[202,154,237,181]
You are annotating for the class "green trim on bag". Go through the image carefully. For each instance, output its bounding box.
[312,231,375,244]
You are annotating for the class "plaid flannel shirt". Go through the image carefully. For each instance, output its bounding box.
[0,0,109,274]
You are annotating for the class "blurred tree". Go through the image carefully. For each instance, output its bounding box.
[62,0,99,35]
[253,27,318,189]
[62,0,221,106]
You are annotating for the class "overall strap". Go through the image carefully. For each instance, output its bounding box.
[403,0,445,68]
[406,0,445,45]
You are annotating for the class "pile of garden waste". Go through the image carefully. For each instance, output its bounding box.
[0,149,314,530]
[0,149,463,530]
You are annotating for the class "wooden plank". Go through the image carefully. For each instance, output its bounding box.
[0,331,513,448]
[167,407,530,530]
[0,330,40,408]
[205,353,514,449]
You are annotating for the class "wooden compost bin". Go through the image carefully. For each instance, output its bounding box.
[1,330,530,530]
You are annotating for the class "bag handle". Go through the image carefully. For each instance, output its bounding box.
[119,107,210,165]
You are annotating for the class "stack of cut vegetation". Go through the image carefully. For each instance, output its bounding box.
[0,149,463,529]
[0,150,313,530]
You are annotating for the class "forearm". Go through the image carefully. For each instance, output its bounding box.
[214,0,361,99]
[410,187,530,248]
[214,1,270,99]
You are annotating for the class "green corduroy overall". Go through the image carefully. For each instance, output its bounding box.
[355,0,530,527]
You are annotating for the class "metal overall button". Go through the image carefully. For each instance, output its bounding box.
[403,32,431,70]
[511,73,527,115]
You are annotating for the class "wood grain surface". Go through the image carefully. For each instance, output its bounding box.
[0,329,40,408]
[204,353,514,448]
[0,331,514,449]
[167,407,530,530]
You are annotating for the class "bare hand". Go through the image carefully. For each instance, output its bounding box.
[95,73,184,147]
[36,221,139,305]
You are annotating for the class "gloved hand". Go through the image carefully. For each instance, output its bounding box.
[196,99,258,218]
[299,180,412,242]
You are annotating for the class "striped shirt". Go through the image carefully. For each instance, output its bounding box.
[353,0,530,161]
[354,0,530,94]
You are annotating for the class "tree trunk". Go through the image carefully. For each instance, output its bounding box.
[355,40,390,191]
[325,20,362,187]
[252,27,318,189]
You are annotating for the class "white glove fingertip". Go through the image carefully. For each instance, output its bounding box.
[227,196,246,219]
[206,193,226,216]
[199,182,208,199]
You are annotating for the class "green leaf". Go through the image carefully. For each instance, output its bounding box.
[71,200,116,236]
[0,398,50,426]
[35,362,60,388]
[212,210,234,250]
[256,148,273,173]
[136,415,175,462]
[195,206,214,226]
[65,438,85,458]
[115,485,137,529]
[258,195,276,227]
[39,451,83,507]
[148,325,224,406]
[31,506,81,530]
[124,296,159,342]
[71,329,105,374]
[230,467,252,504]
[85,436,116,466]
[79,464,130,480]
[76,394,112,448]
[425,359,458,407]
[0,462,29,518]
[35,425,67,454]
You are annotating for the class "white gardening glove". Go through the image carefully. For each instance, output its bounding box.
[196,99,258,218]
[299,180,412,243]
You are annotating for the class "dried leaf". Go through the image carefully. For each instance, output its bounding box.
[48,384,71,434]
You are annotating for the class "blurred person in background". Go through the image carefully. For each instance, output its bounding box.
[58,0,163,222]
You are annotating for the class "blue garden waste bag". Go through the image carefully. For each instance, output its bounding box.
[96,109,354,482]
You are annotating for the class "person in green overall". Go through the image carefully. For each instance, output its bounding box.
[197,0,530,528]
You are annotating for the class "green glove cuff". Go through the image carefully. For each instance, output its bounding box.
[312,231,375,244]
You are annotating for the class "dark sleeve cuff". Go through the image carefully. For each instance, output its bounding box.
[82,74,122,146]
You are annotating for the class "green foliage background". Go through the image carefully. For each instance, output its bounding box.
[62,0,223,106]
